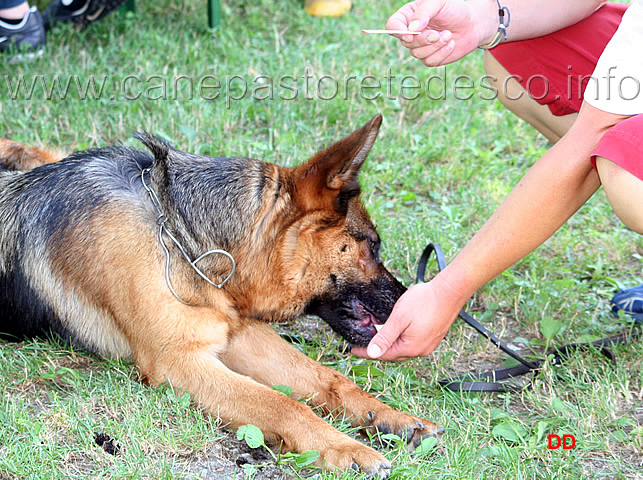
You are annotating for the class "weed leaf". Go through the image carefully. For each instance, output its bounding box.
[540,317,563,342]
[492,421,528,443]
[237,424,265,449]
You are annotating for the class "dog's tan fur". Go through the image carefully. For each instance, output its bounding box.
[0,139,62,170]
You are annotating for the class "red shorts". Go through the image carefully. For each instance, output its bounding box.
[592,114,643,180]
[490,3,628,116]
[489,3,642,181]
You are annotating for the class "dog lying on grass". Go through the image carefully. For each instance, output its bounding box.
[0,115,441,478]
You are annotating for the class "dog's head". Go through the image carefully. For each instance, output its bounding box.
[139,115,406,347]
[281,114,407,346]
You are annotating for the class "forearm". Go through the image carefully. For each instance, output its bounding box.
[439,103,627,301]
[471,0,607,46]
[440,140,599,300]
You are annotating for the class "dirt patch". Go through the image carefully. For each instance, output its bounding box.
[171,432,299,480]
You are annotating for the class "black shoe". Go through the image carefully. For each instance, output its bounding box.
[42,0,128,30]
[0,7,45,61]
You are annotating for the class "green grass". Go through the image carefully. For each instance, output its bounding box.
[1,0,642,478]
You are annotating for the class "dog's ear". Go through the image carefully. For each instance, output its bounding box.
[136,132,174,189]
[294,114,382,211]
[136,131,171,162]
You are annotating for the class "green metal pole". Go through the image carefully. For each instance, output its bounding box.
[208,0,221,29]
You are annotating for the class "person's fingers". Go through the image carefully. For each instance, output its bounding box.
[426,30,440,44]
[408,29,448,51]
[370,344,412,362]
[386,2,416,30]
[352,342,412,362]
[408,0,446,32]
[400,29,440,49]
[374,334,439,361]
[388,1,448,43]
[408,30,455,66]
[362,305,413,359]
[410,41,455,67]
[350,345,369,358]
[420,39,456,66]
[386,2,418,42]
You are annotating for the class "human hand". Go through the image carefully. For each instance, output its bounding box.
[351,277,465,361]
[386,0,494,66]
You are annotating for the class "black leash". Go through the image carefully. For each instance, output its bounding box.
[416,243,641,393]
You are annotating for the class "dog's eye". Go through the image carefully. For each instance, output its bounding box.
[368,238,381,262]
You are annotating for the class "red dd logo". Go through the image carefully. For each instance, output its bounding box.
[548,434,576,449]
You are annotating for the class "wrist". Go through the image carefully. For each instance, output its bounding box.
[432,263,476,308]
[470,0,508,48]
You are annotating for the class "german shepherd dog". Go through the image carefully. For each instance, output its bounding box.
[0,115,441,477]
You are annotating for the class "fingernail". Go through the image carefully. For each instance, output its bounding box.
[367,344,382,358]
[408,20,420,32]
[426,32,439,44]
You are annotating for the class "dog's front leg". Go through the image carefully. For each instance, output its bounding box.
[132,309,391,478]
[221,321,442,452]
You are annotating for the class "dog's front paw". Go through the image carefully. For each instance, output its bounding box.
[365,408,443,450]
[320,439,391,479]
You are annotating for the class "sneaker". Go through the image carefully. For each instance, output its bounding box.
[611,283,643,323]
[42,0,128,30]
[0,7,45,61]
